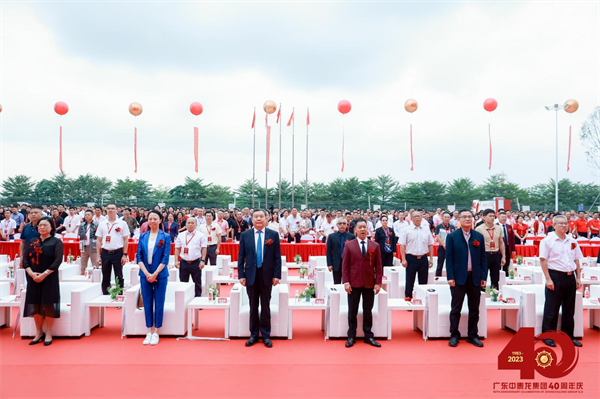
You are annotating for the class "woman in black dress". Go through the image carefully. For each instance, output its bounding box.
[23,216,63,346]
[374,215,397,268]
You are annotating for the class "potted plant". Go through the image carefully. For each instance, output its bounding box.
[486,287,499,302]
[67,249,74,264]
[294,254,302,264]
[107,277,123,300]
[516,255,523,265]
[208,284,219,301]
[509,270,515,280]
[299,284,315,302]
[298,265,307,279]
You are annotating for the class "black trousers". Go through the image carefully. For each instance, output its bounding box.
[347,286,375,339]
[405,254,429,298]
[287,232,301,243]
[486,251,502,289]
[381,251,394,267]
[449,273,481,339]
[204,245,217,265]
[246,267,273,339]
[543,269,576,338]
[101,249,124,295]
[435,246,446,277]
[332,267,343,285]
[502,245,510,276]
[179,259,203,297]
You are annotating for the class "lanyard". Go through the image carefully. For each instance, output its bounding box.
[186,232,196,246]
[107,222,117,235]
[85,224,92,238]
[486,226,495,240]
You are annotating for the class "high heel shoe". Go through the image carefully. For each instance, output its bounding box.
[44,338,53,346]
[29,333,45,345]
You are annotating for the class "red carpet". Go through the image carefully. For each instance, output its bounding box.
[1,283,599,399]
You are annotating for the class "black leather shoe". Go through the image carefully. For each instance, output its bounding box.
[245,336,258,347]
[572,339,582,347]
[263,339,273,348]
[364,338,381,347]
[44,339,53,347]
[466,337,484,347]
[29,333,45,346]
[543,339,556,347]
[449,336,459,347]
[345,338,355,348]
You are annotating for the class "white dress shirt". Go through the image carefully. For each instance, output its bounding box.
[96,219,130,250]
[93,215,106,224]
[399,223,434,255]
[319,220,337,237]
[198,222,222,245]
[254,228,266,255]
[147,232,158,264]
[539,232,583,272]
[393,220,408,237]
[1,219,16,237]
[286,215,302,233]
[175,230,207,261]
[64,215,81,233]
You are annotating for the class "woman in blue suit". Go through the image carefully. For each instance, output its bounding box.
[136,210,171,346]
[162,213,179,242]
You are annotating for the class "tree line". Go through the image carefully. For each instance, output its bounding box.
[1,173,598,211]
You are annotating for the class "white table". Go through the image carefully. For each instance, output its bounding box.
[485,298,520,329]
[387,298,426,340]
[178,297,230,341]
[288,298,327,339]
[287,276,315,284]
[583,298,600,328]
[0,295,21,338]
[213,275,239,285]
[504,278,534,285]
[84,295,126,338]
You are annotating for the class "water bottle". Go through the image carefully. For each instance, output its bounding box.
[585,287,590,299]
[412,288,416,301]
[498,289,503,302]
[295,290,299,303]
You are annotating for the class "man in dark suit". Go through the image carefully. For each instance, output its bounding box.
[445,209,488,348]
[497,211,515,276]
[238,209,282,348]
[342,219,383,348]
[326,218,355,284]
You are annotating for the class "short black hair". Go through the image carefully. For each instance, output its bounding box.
[39,216,57,236]
[482,209,495,217]
[85,209,93,215]
[31,205,43,211]
[458,209,472,217]
[148,209,163,222]
[205,210,215,218]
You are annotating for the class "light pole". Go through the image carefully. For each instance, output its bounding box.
[545,103,568,211]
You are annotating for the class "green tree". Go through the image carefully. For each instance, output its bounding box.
[1,174,36,203]
[70,174,113,204]
[370,175,398,204]
[169,177,209,200]
[113,178,153,203]
[446,178,479,207]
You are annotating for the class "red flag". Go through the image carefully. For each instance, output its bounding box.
[409,124,414,171]
[194,127,199,173]
[266,125,271,172]
[251,109,255,129]
[488,123,492,170]
[134,127,138,173]
[567,126,572,172]
[59,126,63,173]
[276,106,281,124]
[307,108,310,125]
[287,110,294,127]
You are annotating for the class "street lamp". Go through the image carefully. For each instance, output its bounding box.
[545,103,568,211]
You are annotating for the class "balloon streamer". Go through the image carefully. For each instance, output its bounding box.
[194,127,199,173]
[488,123,493,170]
[266,125,271,172]
[59,126,63,173]
[567,125,572,172]
[134,127,138,173]
[410,124,414,171]
[341,125,345,173]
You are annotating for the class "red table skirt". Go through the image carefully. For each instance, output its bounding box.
[515,245,538,257]
[220,243,326,262]
[579,245,599,258]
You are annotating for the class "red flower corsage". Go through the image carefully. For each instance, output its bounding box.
[157,239,164,248]
[265,239,274,245]
[473,240,481,247]
[368,248,374,253]
[211,227,216,231]
[115,227,121,233]
[571,242,577,250]
[296,221,300,225]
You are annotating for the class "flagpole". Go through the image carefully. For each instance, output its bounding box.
[278,103,282,209]
[291,107,295,208]
[252,107,256,208]
[305,107,309,208]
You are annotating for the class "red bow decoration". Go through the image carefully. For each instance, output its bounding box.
[571,242,577,250]
[473,240,481,247]
[157,239,164,248]
[115,227,121,233]
[265,239,273,246]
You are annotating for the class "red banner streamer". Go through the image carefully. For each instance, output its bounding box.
[567,125,572,172]
[194,127,199,173]
[59,126,63,173]
[266,125,271,172]
[410,124,414,171]
[134,127,138,173]
[488,123,492,170]
[287,110,294,126]
[251,109,256,129]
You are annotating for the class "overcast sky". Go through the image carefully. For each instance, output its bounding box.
[1,0,599,194]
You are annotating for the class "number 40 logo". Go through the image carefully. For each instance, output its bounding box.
[498,328,579,379]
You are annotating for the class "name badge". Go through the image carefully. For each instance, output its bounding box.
[238,228,241,233]
[183,248,189,255]
[105,236,111,243]
[506,298,516,304]
[315,298,325,305]
[208,236,212,243]
[218,298,228,304]
[490,241,495,249]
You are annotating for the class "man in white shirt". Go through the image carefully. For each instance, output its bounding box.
[399,210,434,300]
[432,208,443,226]
[95,204,131,294]
[393,214,409,237]
[198,211,222,265]
[315,210,327,231]
[286,208,302,243]
[539,215,583,347]
[0,210,17,241]
[174,217,207,297]
[195,208,206,226]
[318,213,337,242]
[64,207,81,234]
[93,207,106,224]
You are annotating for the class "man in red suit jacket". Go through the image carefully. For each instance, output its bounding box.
[497,211,515,276]
[342,219,383,348]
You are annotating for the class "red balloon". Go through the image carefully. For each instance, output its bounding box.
[338,100,351,114]
[54,101,69,116]
[190,102,203,116]
[483,98,498,112]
